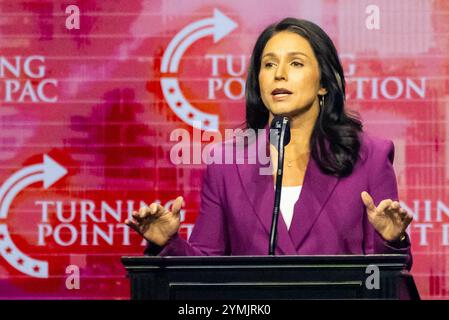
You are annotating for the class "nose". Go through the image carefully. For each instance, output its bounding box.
[274,62,287,81]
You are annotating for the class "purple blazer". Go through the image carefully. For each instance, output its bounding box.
[152,128,412,270]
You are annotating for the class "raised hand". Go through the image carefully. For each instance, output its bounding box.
[125,196,184,246]
[361,191,413,242]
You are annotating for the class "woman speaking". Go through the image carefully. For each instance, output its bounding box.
[125,18,413,269]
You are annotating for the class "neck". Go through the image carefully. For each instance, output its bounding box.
[268,100,319,154]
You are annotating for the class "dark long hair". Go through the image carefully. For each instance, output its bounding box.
[245,18,363,177]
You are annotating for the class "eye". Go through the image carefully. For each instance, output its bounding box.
[263,62,275,68]
[291,61,303,67]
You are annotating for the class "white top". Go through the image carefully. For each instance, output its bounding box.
[276,186,302,230]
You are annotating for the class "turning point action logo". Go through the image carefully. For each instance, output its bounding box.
[0,154,67,278]
[160,8,238,132]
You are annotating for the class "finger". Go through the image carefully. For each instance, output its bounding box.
[384,206,404,225]
[384,201,401,217]
[361,191,376,211]
[137,206,148,219]
[396,211,406,224]
[171,196,184,217]
[403,212,414,226]
[398,208,408,219]
[151,203,166,217]
[132,210,144,223]
[390,201,400,210]
[124,218,141,233]
[376,199,393,213]
[386,203,407,224]
[139,203,163,219]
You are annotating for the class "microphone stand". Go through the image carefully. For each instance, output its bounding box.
[269,117,289,256]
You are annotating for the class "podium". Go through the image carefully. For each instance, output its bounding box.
[121,254,420,300]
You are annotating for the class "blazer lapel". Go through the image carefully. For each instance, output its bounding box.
[235,128,297,255]
[288,156,340,251]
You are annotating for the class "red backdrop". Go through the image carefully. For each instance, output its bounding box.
[0,0,448,299]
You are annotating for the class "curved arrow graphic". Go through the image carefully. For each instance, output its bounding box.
[0,154,67,278]
[161,8,238,73]
[0,164,42,215]
[169,27,215,73]
[160,8,238,132]
[161,77,219,131]
[0,224,48,278]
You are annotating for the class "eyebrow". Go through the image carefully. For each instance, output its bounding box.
[262,51,309,59]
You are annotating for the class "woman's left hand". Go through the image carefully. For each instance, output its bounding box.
[361,191,413,242]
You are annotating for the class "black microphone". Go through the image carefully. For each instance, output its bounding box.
[268,116,290,255]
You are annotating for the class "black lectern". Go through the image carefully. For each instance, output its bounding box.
[121,255,419,300]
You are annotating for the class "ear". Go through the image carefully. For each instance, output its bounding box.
[318,87,328,96]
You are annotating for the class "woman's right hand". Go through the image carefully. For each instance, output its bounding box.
[125,196,184,246]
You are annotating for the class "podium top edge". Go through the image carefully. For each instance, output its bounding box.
[121,254,409,268]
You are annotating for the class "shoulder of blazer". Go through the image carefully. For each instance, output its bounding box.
[358,131,395,169]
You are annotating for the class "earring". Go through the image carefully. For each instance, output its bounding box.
[319,95,325,108]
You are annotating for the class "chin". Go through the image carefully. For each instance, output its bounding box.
[269,106,301,117]
[270,102,315,118]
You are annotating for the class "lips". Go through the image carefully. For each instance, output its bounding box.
[271,88,292,101]
[271,88,292,95]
